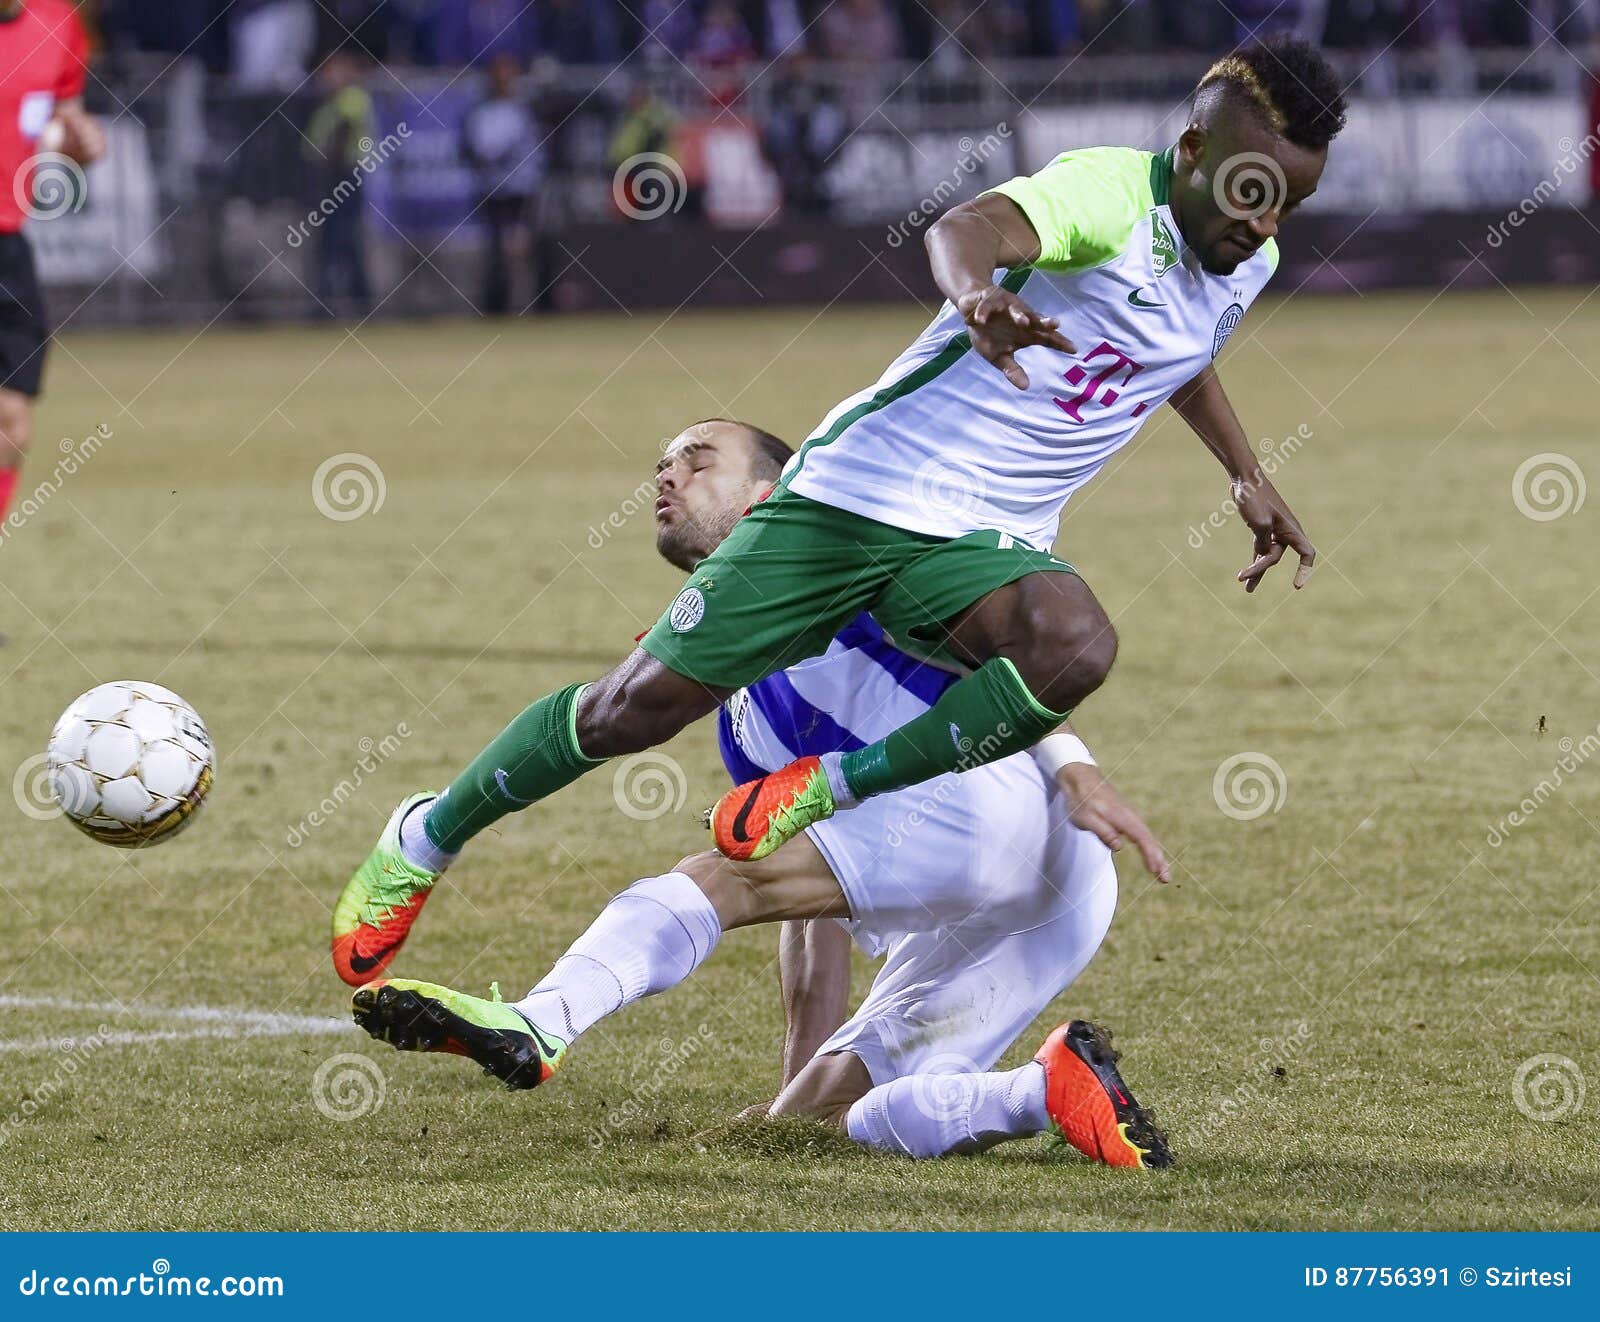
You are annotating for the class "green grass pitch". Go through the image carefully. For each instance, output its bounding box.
[0,290,1595,1229]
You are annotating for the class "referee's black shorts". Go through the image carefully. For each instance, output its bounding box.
[0,231,48,397]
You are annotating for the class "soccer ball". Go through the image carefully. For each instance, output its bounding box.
[46,681,215,847]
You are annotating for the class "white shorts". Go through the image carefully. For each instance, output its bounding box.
[806,752,1117,1085]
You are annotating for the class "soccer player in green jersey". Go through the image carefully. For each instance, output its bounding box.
[334,37,1347,988]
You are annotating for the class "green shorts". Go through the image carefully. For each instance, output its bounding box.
[639,487,1077,689]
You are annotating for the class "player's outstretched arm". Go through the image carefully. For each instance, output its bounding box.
[1032,726,1170,883]
[1170,363,1315,592]
[927,194,1076,390]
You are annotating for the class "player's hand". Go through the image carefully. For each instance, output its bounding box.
[52,105,106,167]
[1056,763,1170,883]
[1232,472,1315,593]
[956,284,1076,390]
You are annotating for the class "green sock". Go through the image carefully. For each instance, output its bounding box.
[423,682,602,854]
[838,658,1067,801]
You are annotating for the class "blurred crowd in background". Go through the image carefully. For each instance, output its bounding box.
[85,0,1600,83]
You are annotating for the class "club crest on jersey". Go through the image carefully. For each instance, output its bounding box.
[669,587,706,632]
[1149,211,1179,277]
[1212,302,1244,357]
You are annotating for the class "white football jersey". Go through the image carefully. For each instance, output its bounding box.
[785,146,1278,552]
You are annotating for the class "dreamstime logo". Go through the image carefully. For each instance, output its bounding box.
[1486,722,1600,847]
[1512,1053,1584,1122]
[612,152,687,221]
[1511,453,1585,522]
[1486,131,1600,248]
[907,1052,983,1125]
[0,424,112,548]
[286,124,410,248]
[612,752,688,820]
[13,752,62,822]
[885,124,1012,248]
[587,1024,715,1148]
[911,457,987,527]
[1212,152,1287,222]
[285,724,413,847]
[13,152,87,221]
[312,1052,386,1121]
[1212,752,1287,820]
[312,452,387,521]
[1187,424,1312,549]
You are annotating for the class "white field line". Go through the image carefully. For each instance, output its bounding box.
[0,993,347,1053]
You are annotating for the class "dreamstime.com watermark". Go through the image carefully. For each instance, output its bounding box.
[0,424,111,548]
[884,722,1014,848]
[12,151,87,222]
[1187,425,1312,549]
[18,1261,284,1299]
[1485,131,1600,248]
[0,1027,116,1147]
[311,1052,386,1122]
[1512,1053,1585,1122]
[588,1024,716,1147]
[312,452,386,521]
[286,724,412,847]
[286,123,410,248]
[612,752,689,821]
[1212,751,1288,821]
[1511,452,1585,522]
[1188,1021,1313,1145]
[1485,722,1600,847]
[885,124,1012,249]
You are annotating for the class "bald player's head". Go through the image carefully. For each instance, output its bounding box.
[1170,38,1348,275]
[652,419,793,571]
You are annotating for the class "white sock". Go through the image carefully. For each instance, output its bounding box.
[817,751,859,809]
[515,871,721,1042]
[398,797,457,874]
[844,1062,1050,1159]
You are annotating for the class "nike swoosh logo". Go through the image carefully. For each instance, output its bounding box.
[728,779,765,843]
[511,1008,563,1058]
[494,768,536,805]
[1127,288,1165,309]
[348,942,393,975]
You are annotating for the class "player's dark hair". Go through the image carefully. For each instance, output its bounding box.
[1197,37,1348,151]
[689,417,793,478]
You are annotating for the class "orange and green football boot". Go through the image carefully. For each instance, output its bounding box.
[352,978,567,1089]
[1035,1021,1172,1170]
[331,793,441,987]
[708,754,836,861]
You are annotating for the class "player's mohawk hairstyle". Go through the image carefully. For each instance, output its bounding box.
[1197,37,1348,152]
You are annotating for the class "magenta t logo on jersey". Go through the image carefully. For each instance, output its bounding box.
[1053,342,1146,423]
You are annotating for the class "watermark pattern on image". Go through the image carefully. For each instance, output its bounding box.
[907,1051,983,1124]
[0,424,112,547]
[312,1052,386,1121]
[612,752,688,821]
[286,123,410,248]
[587,472,662,550]
[285,724,413,847]
[1512,1053,1584,1122]
[1511,452,1584,522]
[1188,1021,1313,1145]
[13,751,62,822]
[1485,722,1600,847]
[12,151,87,222]
[612,152,687,221]
[588,1024,715,1147]
[1186,424,1312,549]
[885,124,1012,249]
[884,722,1014,848]
[911,456,989,527]
[1212,151,1287,221]
[1212,751,1287,820]
[0,1026,116,1147]
[312,452,387,521]
[1485,131,1600,248]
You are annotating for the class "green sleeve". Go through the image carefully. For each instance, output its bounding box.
[986,146,1155,272]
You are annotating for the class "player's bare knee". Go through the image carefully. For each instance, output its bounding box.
[1010,606,1117,711]
[768,1052,870,1128]
[671,850,757,929]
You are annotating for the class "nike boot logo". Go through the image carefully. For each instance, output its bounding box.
[729,780,765,843]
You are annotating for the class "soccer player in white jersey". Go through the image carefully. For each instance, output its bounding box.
[333,39,1347,992]
[350,420,1175,1168]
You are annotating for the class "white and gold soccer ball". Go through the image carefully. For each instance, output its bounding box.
[46,681,215,847]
